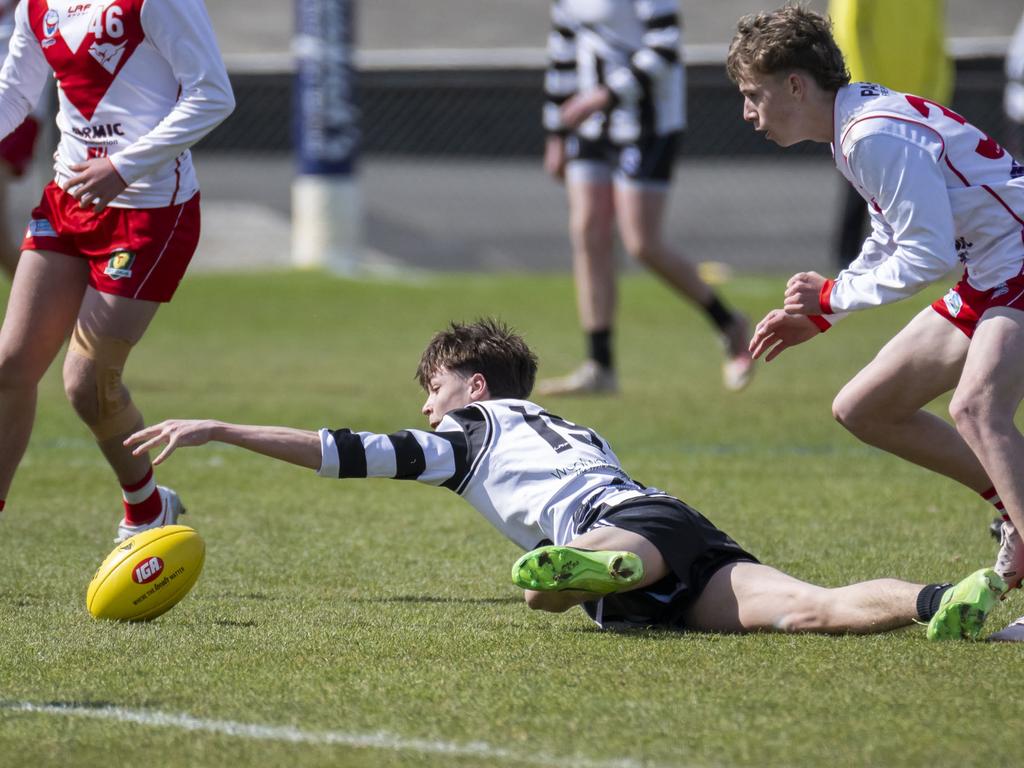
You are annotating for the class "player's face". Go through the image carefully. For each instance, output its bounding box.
[737,71,809,147]
[421,367,476,429]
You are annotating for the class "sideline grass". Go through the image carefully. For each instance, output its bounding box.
[1,270,1022,767]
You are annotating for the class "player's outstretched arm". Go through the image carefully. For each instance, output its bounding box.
[125,420,321,470]
[749,309,822,362]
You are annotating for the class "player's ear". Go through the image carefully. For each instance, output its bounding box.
[785,72,802,97]
[467,372,489,401]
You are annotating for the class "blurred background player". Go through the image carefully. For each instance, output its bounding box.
[827,0,953,270]
[0,0,233,539]
[537,0,754,396]
[0,0,41,278]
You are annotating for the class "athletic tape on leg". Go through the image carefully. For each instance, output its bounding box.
[68,323,142,441]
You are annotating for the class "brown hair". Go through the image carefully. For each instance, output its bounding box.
[416,318,538,399]
[726,4,850,91]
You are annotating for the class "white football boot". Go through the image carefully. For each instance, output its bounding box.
[989,615,1024,642]
[115,486,186,544]
[721,313,755,392]
[994,518,1024,591]
[536,360,618,397]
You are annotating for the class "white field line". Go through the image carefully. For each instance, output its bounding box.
[1,701,674,768]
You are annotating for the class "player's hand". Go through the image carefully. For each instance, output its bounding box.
[560,87,611,129]
[783,271,827,315]
[125,419,219,466]
[749,309,821,362]
[64,157,127,213]
[544,134,566,181]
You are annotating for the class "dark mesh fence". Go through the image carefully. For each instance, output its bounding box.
[201,57,1012,158]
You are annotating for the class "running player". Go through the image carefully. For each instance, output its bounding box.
[537,0,754,395]
[126,319,1003,640]
[0,0,42,277]
[727,6,1024,634]
[0,0,234,540]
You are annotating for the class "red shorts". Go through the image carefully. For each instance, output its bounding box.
[0,116,39,177]
[21,182,201,303]
[931,271,1024,338]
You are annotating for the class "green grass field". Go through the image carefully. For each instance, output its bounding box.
[1,270,1022,767]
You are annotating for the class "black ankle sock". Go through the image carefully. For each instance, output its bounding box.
[703,294,734,332]
[588,329,613,370]
[916,583,953,621]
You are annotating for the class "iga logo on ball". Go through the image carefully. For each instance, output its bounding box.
[87,525,205,621]
[132,556,164,584]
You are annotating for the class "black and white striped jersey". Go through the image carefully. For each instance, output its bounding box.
[317,398,667,550]
[544,0,686,144]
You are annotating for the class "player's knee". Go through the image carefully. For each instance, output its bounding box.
[948,388,1004,443]
[569,216,613,252]
[774,589,833,632]
[831,388,863,431]
[622,237,660,266]
[64,324,141,440]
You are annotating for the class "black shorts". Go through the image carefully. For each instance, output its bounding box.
[565,132,679,185]
[578,496,758,630]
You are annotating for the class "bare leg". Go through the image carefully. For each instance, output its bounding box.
[62,287,160,485]
[613,183,714,306]
[949,308,1024,536]
[566,177,616,333]
[832,307,992,492]
[685,561,921,634]
[0,250,89,498]
[522,525,669,613]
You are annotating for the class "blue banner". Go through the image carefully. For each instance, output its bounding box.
[294,0,358,175]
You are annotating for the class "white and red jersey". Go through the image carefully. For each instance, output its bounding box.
[0,0,233,208]
[316,399,672,551]
[819,83,1024,319]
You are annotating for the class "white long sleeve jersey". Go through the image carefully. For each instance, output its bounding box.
[0,0,234,208]
[316,399,669,551]
[825,83,1024,315]
[544,0,685,144]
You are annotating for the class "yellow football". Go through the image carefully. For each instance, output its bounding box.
[87,524,205,621]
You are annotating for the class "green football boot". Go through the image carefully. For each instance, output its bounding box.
[511,545,643,594]
[926,568,1007,641]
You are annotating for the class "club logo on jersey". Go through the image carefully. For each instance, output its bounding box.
[89,40,127,75]
[44,9,59,37]
[943,289,963,318]
[72,122,125,140]
[27,218,57,238]
[104,249,136,280]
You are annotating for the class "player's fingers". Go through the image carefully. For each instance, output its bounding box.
[151,445,174,466]
[749,332,776,360]
[131,432,169,456]
[764,339,788,362]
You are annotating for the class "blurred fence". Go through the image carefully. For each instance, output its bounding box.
[203,56,1012,158]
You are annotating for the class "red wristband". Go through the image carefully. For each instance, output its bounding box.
[807,315,832,332]
[818,278,835,314]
